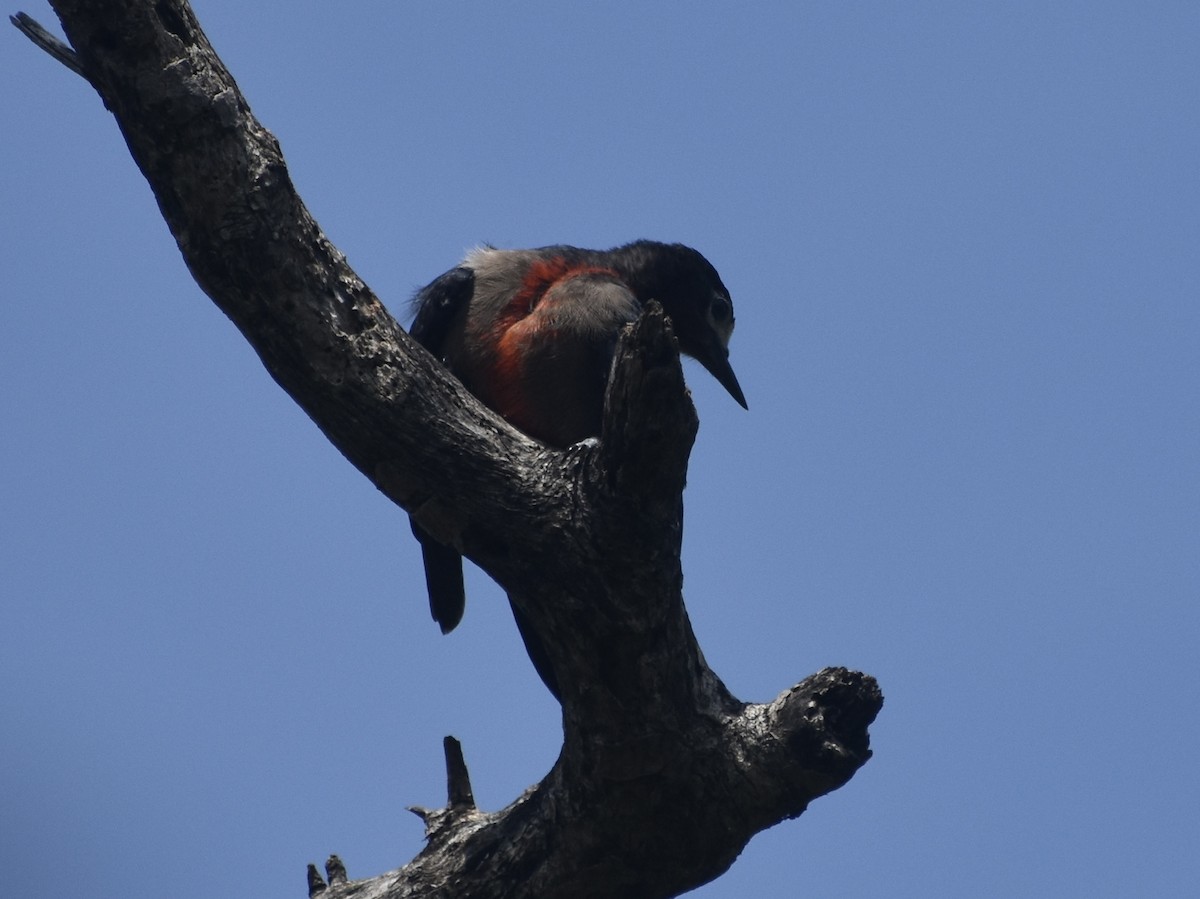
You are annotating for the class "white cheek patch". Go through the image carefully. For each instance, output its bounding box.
[708,313,735,349]
[706,294,736,350]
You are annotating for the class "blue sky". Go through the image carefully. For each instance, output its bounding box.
[2,2,1197,897]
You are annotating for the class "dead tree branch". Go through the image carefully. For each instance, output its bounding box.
[15,3,882,897]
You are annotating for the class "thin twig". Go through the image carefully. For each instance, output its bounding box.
[11,12,86,78]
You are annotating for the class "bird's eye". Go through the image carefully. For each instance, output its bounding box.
[709,296,732,324]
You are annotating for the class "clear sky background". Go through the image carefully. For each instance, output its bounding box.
[2,2,1197,897]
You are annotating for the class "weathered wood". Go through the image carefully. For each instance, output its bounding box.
[16,4,882,897]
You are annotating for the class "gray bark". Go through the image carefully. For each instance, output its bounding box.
[14,4,882,897]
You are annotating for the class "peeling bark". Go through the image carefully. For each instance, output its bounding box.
[15,4,882,897]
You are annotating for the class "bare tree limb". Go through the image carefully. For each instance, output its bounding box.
[14,3,882,897]
[11,12,84,77]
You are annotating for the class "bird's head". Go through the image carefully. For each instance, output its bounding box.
[612,241,748,409]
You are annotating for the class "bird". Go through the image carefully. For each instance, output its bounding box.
[408,240,746,697]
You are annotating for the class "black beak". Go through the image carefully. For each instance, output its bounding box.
[698,348,748,410]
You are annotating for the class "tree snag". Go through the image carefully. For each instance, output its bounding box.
[14,3,882,897]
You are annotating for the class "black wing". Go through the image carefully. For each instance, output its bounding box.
[409,265,475,352]
[407,265,476,635]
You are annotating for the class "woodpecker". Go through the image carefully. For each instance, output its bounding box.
[408,240,746,696]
